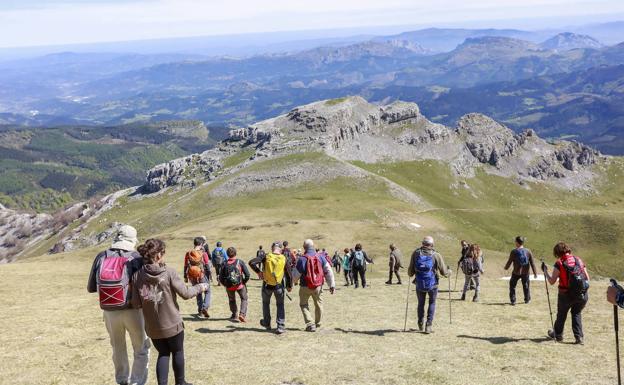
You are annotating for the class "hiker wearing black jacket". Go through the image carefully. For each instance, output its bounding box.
[504,236,538,305]
[350,243,373,288]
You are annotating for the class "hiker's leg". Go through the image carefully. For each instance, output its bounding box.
[473,276,481,295]
[151,337,171,385]
[169,331,185,385]
[261,285,271,326]
[227,289,238,316]
[509,274,520,304]
[554,294,571,337]
[462,274,471,296]
[361,269,367,287]
[343,270,349,285]
[571,295,588,339]
[313,287,323,326]
[394,268,402,283]
[299,286,314,327]
[203,277,211,310]
[239,286,249,317]
[416,290,426,324]
[103,310,130,385]
[521,274,531,302]
[352,268,359,286]
[276,286,286,329]
[427,288,438,324]
[124,309,150,385]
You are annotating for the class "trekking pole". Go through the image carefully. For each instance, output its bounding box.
[448,267,452,325]
[611,279,622,385]
[403,279,411,332]
[540,258,554,335]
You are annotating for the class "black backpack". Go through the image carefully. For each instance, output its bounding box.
[563,257,589,300]
[221,260,243,288]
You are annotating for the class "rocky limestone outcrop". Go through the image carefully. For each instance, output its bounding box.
[143,151,222,194]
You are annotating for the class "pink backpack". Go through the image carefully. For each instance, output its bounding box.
[304,254,325,289]
[96,250,133,310]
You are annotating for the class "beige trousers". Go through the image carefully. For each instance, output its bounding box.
[103,309,150,385]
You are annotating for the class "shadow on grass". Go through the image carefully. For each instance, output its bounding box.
[480,302,511,306]
[182,316,232,322]
[334,327,402,336]
[195,325,299,334]
[457,334,552,344]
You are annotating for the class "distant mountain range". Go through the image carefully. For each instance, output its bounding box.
[1,26,624,155]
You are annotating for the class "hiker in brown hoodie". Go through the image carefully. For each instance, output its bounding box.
[386,243,403,285]
[132,239,208,385]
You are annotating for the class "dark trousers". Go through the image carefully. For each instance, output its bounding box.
[343,269,352,285]
[213,263,223,284]
[334,263,341,273]
[417,288,438,324]
[227,286,249,317]
[261,283,286,329]
[509,274,530,303]
[554,292,588,338]
[151,331,185,385]
[388,268,402,283]
[352,267,366,287]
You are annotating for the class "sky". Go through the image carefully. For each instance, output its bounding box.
[1,0,624,48]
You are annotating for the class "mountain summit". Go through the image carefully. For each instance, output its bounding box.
[539,32,603,51]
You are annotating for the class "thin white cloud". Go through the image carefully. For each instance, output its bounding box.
[0,0,623,47]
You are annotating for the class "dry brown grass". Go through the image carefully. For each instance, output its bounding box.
[0,240,617,385]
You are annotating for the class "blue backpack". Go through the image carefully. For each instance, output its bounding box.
[415,251,436,291]
[353,250,365,268]
[515,248,529,266]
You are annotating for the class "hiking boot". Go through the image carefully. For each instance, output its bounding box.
[354,284,359,288]
[229,313,237,321]
[460,293,466,301]
[472,294,479,302]
[201,309,210,318]
[260,319,271,330]
[510,301,516,306]
[276,327,286,335]
[397,281,402,285]
[385,280,392,285]
[418,321,424,332]
[305,325,316,332]
[238,314,246,323]
[575,337,584,345]
[344,283,350,286]
[547,330,563,342]
[525,299,531,304]
[176,382,193,385]
[424,323,433,334]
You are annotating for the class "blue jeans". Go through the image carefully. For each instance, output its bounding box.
[196,276,211,312]
[416,288,438,324]
[262,283,286,329]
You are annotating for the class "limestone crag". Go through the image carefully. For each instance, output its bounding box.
[143,151,223,194]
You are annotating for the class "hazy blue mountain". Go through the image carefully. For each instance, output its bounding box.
[539,32,603,51]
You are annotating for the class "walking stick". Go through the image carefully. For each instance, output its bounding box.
[611,279,622,385]
[448,268,452,324]
[540,259,554,335]
[403,278,411,332]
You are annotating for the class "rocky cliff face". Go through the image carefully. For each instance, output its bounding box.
[142,96,601,194]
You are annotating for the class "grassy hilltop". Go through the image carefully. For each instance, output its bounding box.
[3,97,624,384]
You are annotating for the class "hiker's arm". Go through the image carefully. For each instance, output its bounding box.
[283,263,293,290]
[407,252,415,277]
[504,253,513,270]
[87,254,102,293]
[241,261,251,284]
[183,256,189,282]
[203,254,213,281]
[130,272,141,309]
[170,270,204,300]
[544,264,559,285]
[323,259,336,289]
[363,251,373,264]
[529,252,538,277]
[436,254,449,277]
[291,257,304,284]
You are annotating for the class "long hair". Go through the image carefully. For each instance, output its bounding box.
[137,238,166,264]
[468,244,482,260]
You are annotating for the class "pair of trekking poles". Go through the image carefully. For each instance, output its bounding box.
[403,268,452,332]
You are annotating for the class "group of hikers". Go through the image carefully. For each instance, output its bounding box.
[88,225,599,385]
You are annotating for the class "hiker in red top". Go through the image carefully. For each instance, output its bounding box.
[183,237,212,318]
[218,247,251,323]
[542,241,590,345]
[292,239,336,332]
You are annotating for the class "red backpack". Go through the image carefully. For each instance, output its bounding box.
[304,254,325,289]
[97,250,134,310]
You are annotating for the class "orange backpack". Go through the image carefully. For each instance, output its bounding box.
[186,250,205,283]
